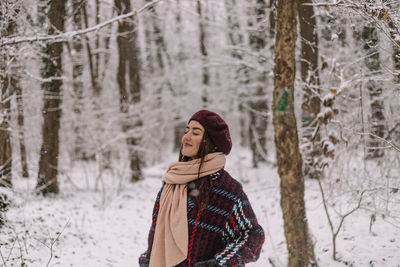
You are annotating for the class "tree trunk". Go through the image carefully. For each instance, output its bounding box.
[196,0,210,106]
[70,0,86,160]
[82,3,100,95]
[387,1,400,143]
[298,0,322,178]
[0,6,16,188]
[115,0,143,182]
[224,0,248,147]
[273,0,316,266]
[248,0,269,167]
[37,0,67,195]
[361,24,386,158]
[269,0,276,38]
[15,83,29,178]
[95,0,100,79]
[145,0,174,97]
[0,61,12,188]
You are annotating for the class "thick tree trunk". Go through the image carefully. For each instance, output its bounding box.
[361,24,386,158]
[115,0,143,182]
[298,0,322,178]
[196,0,209,106]
[37,0,66,195]
[273,0,316,266]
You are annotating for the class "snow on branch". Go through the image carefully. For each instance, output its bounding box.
[309,0,400,46]
[0,0,162,47]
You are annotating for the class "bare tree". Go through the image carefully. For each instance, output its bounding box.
[299,0,322,178]
[273,0,316,266]
[248,0,269,167]
[115,0,143,182]
[0,1,29,179]
[68,0,86,160]
[362,23,386,158]
[0,2,16,188]
[36,0,67,195]
[224,0,248,147]
[387,1,400,143]
[15,85,29,178]
[0,60,13,188]
[82,3,101,94]
[196,0,210,106]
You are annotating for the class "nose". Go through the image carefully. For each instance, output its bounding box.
[182,132,191,142]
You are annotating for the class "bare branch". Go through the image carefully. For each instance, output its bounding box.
[0,247,6,267]
[0,0,162,46]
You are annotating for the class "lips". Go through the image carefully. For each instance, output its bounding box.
[184,143,192,147]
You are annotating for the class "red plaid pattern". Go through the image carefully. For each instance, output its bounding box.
[139,169,264,267]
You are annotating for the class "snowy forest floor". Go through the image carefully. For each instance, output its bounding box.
[1,148,400,267]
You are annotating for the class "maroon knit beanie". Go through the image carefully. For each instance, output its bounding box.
[189,110,232,155]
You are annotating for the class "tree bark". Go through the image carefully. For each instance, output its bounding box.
[82,3,101,95]
[1,3,28,183]
[0,63,12,188]
[37,0,67,195]
[0,5,16,188]
[248,0,269,167]
[115,0,143,182]
[15,82,29,178]
[361,24,386,158]
[299,0,322,178]
[197,0,210,106]
[273,0,316,266]
[224,0,248,147]
[69,0,86,160]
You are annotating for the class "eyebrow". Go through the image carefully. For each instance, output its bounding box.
[186,126,203,132]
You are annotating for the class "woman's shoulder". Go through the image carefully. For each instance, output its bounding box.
[213,169,244,199]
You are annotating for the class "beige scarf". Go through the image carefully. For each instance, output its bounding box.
[149,152,226,267]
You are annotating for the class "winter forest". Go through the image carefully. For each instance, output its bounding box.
[0,0,400,266]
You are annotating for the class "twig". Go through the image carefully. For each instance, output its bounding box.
[46,219,70,267]
[317,176,374,261]
[5,237,17,262]
[268,257,278,267]
[0,247,7,267]
[331,120,400,153]
[0,0,162,46]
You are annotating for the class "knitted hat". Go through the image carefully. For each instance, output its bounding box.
[189,110,232,155]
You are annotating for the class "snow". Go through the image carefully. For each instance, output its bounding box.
[1,148,400,267]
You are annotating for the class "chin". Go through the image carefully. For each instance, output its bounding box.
[182,150,196,158]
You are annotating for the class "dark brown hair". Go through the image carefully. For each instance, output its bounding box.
[179,131,218,209]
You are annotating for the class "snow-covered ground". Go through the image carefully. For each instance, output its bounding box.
[1,149,400,267]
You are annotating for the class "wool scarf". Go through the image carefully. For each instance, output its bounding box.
[149,152,226,267]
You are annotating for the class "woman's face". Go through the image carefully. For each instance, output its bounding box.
[181,120,205,158]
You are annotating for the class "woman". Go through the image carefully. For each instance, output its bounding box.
[139,110,264,267]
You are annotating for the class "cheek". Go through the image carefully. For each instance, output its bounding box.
[193,137,203,148]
